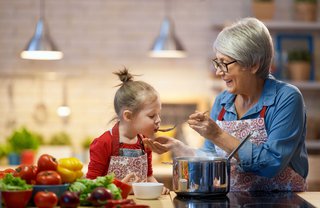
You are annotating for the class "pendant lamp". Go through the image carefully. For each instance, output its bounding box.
[20,0,63,60]
[149,0,186,58]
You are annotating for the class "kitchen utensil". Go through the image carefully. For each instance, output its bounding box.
[32,80,48,124]
[1,189,33,208]
[158,125,177,132]
[5,81,16,128]
[172,133,252,196]
[157,110,208,133]
[132,182,163,200]
[32,184,70,199]
[227,133,252,161]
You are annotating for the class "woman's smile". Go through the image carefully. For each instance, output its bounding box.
[223,78,234,88]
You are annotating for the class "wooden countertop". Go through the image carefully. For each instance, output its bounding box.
[297,192,320,207]
[129,194,174,208]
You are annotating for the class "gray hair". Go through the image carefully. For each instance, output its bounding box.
[213,17,273,79]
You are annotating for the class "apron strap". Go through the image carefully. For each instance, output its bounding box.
[217,107,226,121]
[217,106,267,121]
[111,122,120,156]
[259,106,267,118]
[110,123,146,156]
[137,134,146,155]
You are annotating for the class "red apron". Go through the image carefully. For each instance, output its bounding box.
[216,106,307,191]
[107,126,148,182]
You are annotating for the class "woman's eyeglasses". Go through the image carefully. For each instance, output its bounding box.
[211,59,237,73]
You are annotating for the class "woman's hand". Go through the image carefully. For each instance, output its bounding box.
[143,136,177,154]
[188,111,223,140]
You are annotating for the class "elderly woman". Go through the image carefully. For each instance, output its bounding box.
[145,17,308,191]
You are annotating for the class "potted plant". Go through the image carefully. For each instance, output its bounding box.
[294,0,318,21]
[6,126,42,165]
[81,136,92,150]
[48,131,72,146]
[252,0,275,21]
[287,49,312,81]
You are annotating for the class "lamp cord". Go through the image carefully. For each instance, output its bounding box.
[62,79,68,106]
[164,0,171,18]
[40,0,45,20]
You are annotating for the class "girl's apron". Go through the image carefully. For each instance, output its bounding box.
[216,106,307,191]
[107,126,148,181]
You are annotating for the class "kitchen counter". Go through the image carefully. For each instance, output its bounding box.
[2,191,319,207]
[297,192,320,208]
[129,194,174,208]
[125,191,320,208]
[1,163,319,207]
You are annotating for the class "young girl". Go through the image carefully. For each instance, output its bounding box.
[86,68,169,194]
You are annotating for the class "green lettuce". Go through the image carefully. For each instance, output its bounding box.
[0,173,32,191]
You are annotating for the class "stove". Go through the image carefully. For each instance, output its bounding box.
[173,192,315,208]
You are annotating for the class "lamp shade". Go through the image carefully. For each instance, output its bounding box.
[149,17,186,58]
[20,19,63,60]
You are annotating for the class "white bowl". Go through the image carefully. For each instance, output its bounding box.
[132,182,163,199]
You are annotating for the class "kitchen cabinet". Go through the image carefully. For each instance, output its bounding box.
[212,21,320,154]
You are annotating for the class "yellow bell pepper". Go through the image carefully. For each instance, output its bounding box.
[57,157,84,183]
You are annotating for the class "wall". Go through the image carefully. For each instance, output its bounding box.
[1,1,320,187]
[0,0,250,151]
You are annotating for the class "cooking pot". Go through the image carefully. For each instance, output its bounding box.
[172,133,251,196]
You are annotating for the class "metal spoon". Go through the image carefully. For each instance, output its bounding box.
[157,110,209,133]
[157,124,177,132]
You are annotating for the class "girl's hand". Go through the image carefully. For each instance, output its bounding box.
[162,186,170,195]
[121,173,141,195]
[121,172,140,183]
[143,136,177,154]
[161,187,170,195]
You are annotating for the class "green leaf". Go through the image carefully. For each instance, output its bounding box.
[6,126,42,153]
[0,173,32,191]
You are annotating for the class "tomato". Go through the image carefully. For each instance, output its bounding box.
[37,154,58,172]
[36,170,62,185]
[13,165,38,184]
[34,191,58,208]
[3,168,15,174]
[0,168,15,179]
[113,178,132,199]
